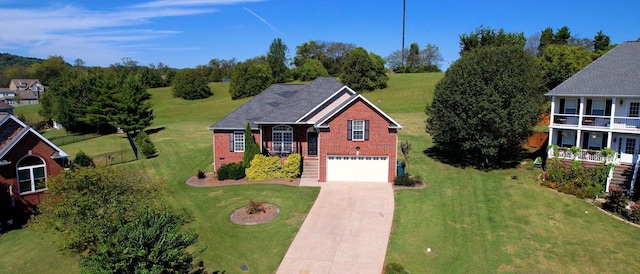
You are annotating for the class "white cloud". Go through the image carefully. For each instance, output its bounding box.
[0,0,262,66]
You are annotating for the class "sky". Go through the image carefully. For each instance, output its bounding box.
[1,0,638,70]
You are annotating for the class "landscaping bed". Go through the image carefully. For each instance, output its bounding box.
[185,172,300,187]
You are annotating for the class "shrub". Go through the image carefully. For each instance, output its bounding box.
[216,163,245,180]
[281,153,301,179]
[134,132,157,159]
[394,173,421,187]
[197,169,206,179]
[71,150,95,170]
[246,199,265,215]
[627,204,640,224]
[246,155,282,181]
[603,188,628,214]
[540,159,608,199]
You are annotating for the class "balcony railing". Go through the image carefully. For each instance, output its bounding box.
[266,143,297,158]
[552,114,640,131]
[548,147,619,164]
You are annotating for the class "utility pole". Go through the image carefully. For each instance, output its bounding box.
[402,0,406,67]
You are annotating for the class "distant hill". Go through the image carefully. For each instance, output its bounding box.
[0,53,44,69]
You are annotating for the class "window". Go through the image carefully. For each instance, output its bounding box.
[564,99,578,114]
[17,156,46,194]
[587,132,603,149]
[352,120,365,140]
[591,100,606,116]
[230,131,244,152]
[629,102,640,118]
[560,131,575,147]
[272,125,293,153]
[348,120,369,141]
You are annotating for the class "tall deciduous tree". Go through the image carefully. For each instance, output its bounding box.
[298,59,329,81]
[459,26,526,53]
[426,45,545,166]
[536,44,593,90]
[267,38,289,83]
[293,40,328,69]
[30,55,70,85]
[172,68,213,100]
[340,47,387,92]
[229,60,273,100]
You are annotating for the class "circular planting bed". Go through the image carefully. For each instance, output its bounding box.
[230,203,280,225]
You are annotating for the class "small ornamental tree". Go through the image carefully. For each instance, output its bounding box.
[242,123,261,168]
[70,150,95,170]
[400,140,411,172]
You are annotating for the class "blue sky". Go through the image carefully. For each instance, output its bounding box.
[1,0,638,69]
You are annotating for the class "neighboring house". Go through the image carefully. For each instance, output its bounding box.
[2,79,45,106]
[0,101,13,115]
[0,113,68,228]
[546,41,640,194]
[209,77,402,183]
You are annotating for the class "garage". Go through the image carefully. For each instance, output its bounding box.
[326,155,389,182]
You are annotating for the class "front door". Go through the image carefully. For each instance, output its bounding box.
[307,132,318,156]
[619,137,638,164]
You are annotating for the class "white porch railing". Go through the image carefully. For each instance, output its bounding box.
[548,147,619,164]
[552,115,640,131]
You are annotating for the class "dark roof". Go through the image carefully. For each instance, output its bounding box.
[546,41,640,97]
[210,77,346,129]
[0,101,13,110]
[0,113,68,159]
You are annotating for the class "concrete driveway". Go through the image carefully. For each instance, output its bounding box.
[277,182,394,274]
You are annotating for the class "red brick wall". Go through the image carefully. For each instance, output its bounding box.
[318,99,398,182]
[0,131,66,223]
[213,130,261,171]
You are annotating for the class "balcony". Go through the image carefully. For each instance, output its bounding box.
[552,114,640,132]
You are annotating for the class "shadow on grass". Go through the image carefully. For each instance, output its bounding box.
[424,145,545,171]
[144,127,166,135]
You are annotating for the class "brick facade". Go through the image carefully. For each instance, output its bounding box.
[0,131,66,226]
[212,130,261,171]
[318,99,398,182]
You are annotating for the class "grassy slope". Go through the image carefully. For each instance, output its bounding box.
[3,73,640,273]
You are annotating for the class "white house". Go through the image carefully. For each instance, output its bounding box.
[546,41,640,194]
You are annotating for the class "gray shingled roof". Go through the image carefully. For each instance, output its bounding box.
[210,77,346,130]
[546,41,640,97]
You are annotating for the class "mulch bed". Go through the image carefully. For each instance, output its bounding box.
[230,203,280,225]
[185,172,300,187]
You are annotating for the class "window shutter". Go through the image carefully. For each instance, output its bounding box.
[582,132,588,148]
[605,100,612,116]
[364,120,370,140]
[347,120,352,140]
[229,133,234,152]
[601,134,607,149]
[557,131,563,146]
[559,99,565,114]
[586,99,592,115]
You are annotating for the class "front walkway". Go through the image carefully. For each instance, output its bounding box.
[277,182,394,274]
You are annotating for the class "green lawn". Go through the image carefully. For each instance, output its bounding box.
[2,73,639,273]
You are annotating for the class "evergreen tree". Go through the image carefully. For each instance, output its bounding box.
[267,38,289,83]
[242,123,261,168]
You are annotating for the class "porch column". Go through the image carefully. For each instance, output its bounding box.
[550,96,556,125]
[576,129,582,147]
[607,132,613,148]
[610,97,617,130]
[578,96,585,126]
[548,127,554,147]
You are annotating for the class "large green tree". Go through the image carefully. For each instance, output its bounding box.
[229,60,273,100]
[29,55,70,85]
[109,75,154,132]
[426,45,545,166]
[267,38,289,83]
[339,47,387,92]
[172,68,213,100]
[536,44,593,90]
[34,167,163,251]
[81,208,205,274]
[459,26,526,53]
[298,58,329,81]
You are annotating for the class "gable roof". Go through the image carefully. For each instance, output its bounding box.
[315,94,402,129]
[0,113,68,161]
[10,79,42,90]
[210,77,348,130]
[546,41,640,97]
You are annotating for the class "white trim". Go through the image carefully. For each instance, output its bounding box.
[16,155,47,194]
[296,86,357,123]
[0,114,68,159]
[314,94,402,129]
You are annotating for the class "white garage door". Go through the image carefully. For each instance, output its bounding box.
[326,156,389,182]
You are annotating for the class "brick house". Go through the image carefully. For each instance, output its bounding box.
[0,113,68,228]
[546,41,640,194]
[0,79,45,106]
[209,77,402,182]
